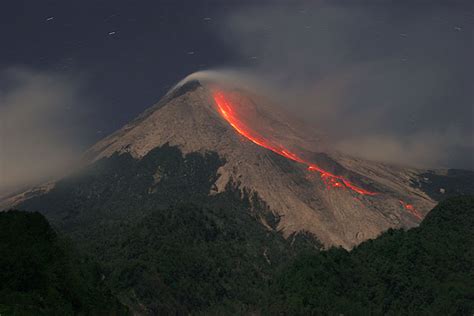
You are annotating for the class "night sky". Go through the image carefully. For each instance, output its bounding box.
[0,1,256,136]
[2,1,472,136]
[1,0,473,193]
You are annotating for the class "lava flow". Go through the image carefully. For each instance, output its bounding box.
[399,200,423,220]
[212,90,377,196]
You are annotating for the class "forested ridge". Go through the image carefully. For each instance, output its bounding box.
[266,196,474,315]
[1,196,472,315]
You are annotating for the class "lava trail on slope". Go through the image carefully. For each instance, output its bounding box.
[212,89,424,219]
[212,90,377,196]
[399,200,422,220]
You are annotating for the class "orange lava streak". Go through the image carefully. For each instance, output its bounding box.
[213,90,377,196]
[399,200,423,220]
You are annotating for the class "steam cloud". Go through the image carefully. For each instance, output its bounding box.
[209,1,473,168]
[0,68,86,196]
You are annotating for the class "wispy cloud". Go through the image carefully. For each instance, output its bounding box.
[0,68,87,195]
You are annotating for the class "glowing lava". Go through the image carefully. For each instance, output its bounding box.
[399,200,423,220]
[213,90,377,196]
[212,89,424,220]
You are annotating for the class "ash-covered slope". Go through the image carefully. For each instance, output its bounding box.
[81,80,435,248]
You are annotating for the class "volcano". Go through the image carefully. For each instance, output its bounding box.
[3,78,460,248]
[2,77,472,315]
[73,79,437,248]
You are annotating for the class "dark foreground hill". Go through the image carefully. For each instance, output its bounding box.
[2,196,473,315]
[0,210,128,315]
[267,195,474,315]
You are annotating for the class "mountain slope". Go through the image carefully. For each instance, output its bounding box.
[2,78,471,248]
[13,144,322,314]
[82,80,435,248]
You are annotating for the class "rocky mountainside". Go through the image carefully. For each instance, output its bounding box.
[81,80,439,248]
[2,79,471,248]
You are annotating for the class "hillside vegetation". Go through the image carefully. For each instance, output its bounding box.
[267,196,474,315]
[9,144,474,315]
[0,210,128,315]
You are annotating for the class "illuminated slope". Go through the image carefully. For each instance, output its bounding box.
[211,89,428,219]
[213,90,377,196]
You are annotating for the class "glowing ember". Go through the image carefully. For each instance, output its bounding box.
[213,90,377,196]
[399,200,423,220]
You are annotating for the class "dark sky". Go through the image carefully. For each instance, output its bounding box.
[0,0,472,193]
[1,1,472,139]
[0,0,251,136]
